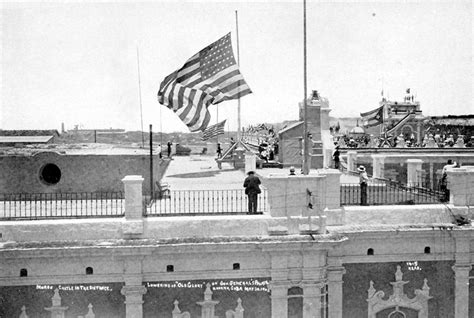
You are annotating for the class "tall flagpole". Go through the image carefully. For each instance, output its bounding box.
[137,46,145,148]
[235,10,241,142]
[302,0,310,175]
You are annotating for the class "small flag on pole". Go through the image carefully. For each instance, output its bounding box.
[201,120,226,141]
[157,33,252,132]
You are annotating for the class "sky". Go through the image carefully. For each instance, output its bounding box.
[1,0,472,133]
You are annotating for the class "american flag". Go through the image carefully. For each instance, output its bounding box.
[201,120,226,141]
[157,33,252,132]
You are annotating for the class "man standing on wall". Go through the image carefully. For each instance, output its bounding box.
[167,141,172,158]
[243,171,261,214]
[332,145,341,170]
[358,165,369,206]
[440,159,457,202]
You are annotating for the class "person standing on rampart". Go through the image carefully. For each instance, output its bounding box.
[332,146,341,170]
[243,171,261,214]
[358,165,369,206]
[440,159,457,202]
[167,141,172,158]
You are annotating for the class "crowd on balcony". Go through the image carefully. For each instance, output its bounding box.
[243,124,279,161]
[335,132,474,149]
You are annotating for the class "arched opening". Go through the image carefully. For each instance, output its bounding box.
[20,268,28,277]
[424,246,431,254]
[367,248,374,255]
[288,287,303,318]
[85,267,93,275]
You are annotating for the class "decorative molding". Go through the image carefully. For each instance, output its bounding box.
[367,266,432,318]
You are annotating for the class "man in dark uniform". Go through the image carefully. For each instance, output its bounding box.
[243,171,261,214]
[167,141,172,158]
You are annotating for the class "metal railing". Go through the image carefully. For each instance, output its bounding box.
[340,179,445,206]
[146,189,268,216]
[0,192,124,220]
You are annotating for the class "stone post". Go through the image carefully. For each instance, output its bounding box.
[122,175,144,219]
[406,159,423,186]
[327,266,346,318]
[269,282,289,318]
[122,175,144,237]
[245,151,257,174]
[346,151,357,172]
[446,166,474,206]
[371,155,385,179]
[452,264,471,318]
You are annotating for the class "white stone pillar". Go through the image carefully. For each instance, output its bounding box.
[122,175,144,237]
[302,282,321,318]
[346,151,357,172]
[121,285,147,318]
[406,159,423,186]
[452,264,471,318]
[245,152,257,174]
[327,266,345,318]
[446,166,474,206]
[122,175,144,219]
[371,155,385,179]
[270,282,289,318]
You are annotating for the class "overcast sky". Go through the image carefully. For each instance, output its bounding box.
[1,0,472,133]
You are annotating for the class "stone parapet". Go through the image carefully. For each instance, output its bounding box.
[446,166,474,206]
[342,204,453,225]
[264,173,327,218]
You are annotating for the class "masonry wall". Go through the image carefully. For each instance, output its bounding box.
[0,152,169,194]
[0,283,125,318]
[143,278,271,318]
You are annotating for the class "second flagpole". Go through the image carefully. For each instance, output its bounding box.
[302,0,310,175]
[235,10,241,142]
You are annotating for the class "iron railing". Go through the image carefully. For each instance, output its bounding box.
[340,179,445,206]
[0,192,124,220]
[146,189,268,216]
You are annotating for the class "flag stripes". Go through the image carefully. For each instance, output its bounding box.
[360,105,384,127]
[201,120,226,141]
[157,33,252,132]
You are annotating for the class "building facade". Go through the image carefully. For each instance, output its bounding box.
[1,167,473,317]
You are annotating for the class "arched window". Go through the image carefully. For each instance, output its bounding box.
[288,287,303,318]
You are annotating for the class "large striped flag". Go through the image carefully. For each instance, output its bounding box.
[360,105,384,127]
[201,120,226,141]
[157,33,252,132]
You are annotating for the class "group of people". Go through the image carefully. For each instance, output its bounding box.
[335,132,474,149]
[258,141,278,162]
